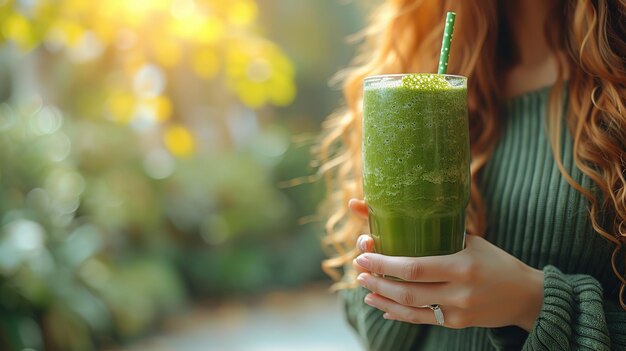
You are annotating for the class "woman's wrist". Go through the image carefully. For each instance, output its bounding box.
[516,265,544,332]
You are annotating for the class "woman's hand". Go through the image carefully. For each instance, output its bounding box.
[349,198,544,331]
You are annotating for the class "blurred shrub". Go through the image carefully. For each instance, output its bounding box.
[0,97,324,350]
[0,105,187,350]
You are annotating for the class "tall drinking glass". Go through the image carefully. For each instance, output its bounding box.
[362,73,469,257]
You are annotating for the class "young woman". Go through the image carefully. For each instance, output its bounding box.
[318,0,625,349]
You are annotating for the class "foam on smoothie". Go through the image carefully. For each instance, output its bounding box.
[402,73,451,90]
[365,74,463,91]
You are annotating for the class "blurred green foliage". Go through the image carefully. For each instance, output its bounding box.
[0,0,364,350]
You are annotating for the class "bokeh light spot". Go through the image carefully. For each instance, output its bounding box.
[228,1,257,26]
[4,219,45,252]
[45,168,85,214]
[133,64,165,99]
[30,106,63,135]
[131,103,159,131]
[3,12,31,49]
[237,82,266,108]
[196,17,223,45]
[43,132,72,162]
[143,149,176,179]
[164,125,194,157]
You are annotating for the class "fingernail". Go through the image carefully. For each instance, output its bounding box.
[357,236,366,251]
[364,293,374,306]
[357,273,367,287]
[383,313,390,319]
[356,254,369,268]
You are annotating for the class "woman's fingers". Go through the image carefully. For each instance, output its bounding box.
[348,198,368,219]
[354,252,465,282]
[352,258,369,274]
[352,235,375,273]
[357,273,449,307]
[363,293,444,326]
[357,234,374,253]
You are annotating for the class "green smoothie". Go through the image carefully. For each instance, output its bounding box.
[362,73,469,257]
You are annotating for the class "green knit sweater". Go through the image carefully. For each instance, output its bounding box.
[342,86,626,350]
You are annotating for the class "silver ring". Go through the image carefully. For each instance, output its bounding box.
[429,304,445,326]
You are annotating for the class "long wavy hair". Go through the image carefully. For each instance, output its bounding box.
[317,0,626,309]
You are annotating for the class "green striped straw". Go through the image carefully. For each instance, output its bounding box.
[437,12,456,74]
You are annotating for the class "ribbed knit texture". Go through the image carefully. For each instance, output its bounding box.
[342,86,626,350]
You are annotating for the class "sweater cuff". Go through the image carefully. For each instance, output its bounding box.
[522,265,610,351]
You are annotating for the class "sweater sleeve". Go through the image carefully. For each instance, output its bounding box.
[341,285,428,351]
[519,265,626,351]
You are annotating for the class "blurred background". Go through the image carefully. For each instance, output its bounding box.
[0,0,368,350]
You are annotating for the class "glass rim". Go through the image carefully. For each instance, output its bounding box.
[364,73,467,82]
